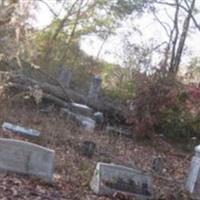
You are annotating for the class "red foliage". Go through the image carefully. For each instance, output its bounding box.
[185,84,200,117]
[127,71,186,138]
[187,84,200,102]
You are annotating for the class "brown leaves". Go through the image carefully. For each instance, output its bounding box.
[0,104,193,200]
[113,192,136,200]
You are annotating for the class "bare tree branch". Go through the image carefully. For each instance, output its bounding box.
[38,0,58,17]
[170,0,180,69]
[60,0,84,63]
[51,0,79,41]
[152,9,171,37]
[172,0,196,73]
[155,0,200,31]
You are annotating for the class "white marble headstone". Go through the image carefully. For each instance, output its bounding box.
[186,145,200,196]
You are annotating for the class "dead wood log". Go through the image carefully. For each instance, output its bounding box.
[5,81,69,108]
[1,71,126,123]
[8,73,86,103]
[42,93,69,107]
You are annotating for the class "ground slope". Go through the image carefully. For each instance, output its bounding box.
[0,103,193,199]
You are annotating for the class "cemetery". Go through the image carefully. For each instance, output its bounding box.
[1,0,200,199]
[0,95,197,199]
[0,58,198,199]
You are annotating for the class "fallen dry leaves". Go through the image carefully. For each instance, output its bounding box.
[0,103,195,199]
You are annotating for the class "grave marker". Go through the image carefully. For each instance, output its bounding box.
[88,75,102,101]
[61,108,96,132]
[90,162,153,199]
[2,122,40,137]
[0,138,54,182]
[70,103,93,117]
[186,145,200,197]
[58,65,72,89]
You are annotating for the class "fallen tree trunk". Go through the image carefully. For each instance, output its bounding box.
[7,82,69,108]
[8,73,87,103]
[1,71,127,123]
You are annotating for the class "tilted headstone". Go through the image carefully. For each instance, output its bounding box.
[58,65,72,89]
[61,108,96,132]
[2,122,40,137]
[90,162,153,199]
[186,145,200,197]
[88,75,102,101]
[70,103,93,117]
[0,138,54,182]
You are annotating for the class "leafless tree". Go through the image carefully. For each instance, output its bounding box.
[153,0,197,75]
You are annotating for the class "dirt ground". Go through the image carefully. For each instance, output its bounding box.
[0,101,195,199]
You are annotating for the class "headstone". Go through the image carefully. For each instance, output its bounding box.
[94,112,104,124]
[58,65,72,89]
[0,138,54,181]
[61,108,96,132]
[152,157,163,174]
[88,75,102,101]
[90,162,153,199]
[81,118,96,132]
[2,122,40,137]
[81,141,96,158]
[186,145,200,197]
[70,103,93,117]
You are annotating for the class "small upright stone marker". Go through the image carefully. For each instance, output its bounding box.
[58,65,72,89]
[0,138,54,182]
[94,112,104,124]
[81,141,96,158]
[88,75,102,101]
[186,145,200,196]
[90,162,153,199]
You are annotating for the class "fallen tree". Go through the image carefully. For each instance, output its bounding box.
[0,60,127,124]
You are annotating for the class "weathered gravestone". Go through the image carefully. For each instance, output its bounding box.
[81,141,96,158]
[0,138,54,182]
[152,157,163,174]
[58,65,72,89]
[90,162,153,199]
[88,75,102,101]
[186,145,200,198]
[94,112,104,125]
[2,122,40,137]
[61,108,96,132]
[70,103,93,117]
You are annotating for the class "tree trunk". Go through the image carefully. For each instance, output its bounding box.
[169,0,196,74]
[2,71,126,123]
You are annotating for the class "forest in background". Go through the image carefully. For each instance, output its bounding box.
[1,1,200,199]
[1,0,200,140]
